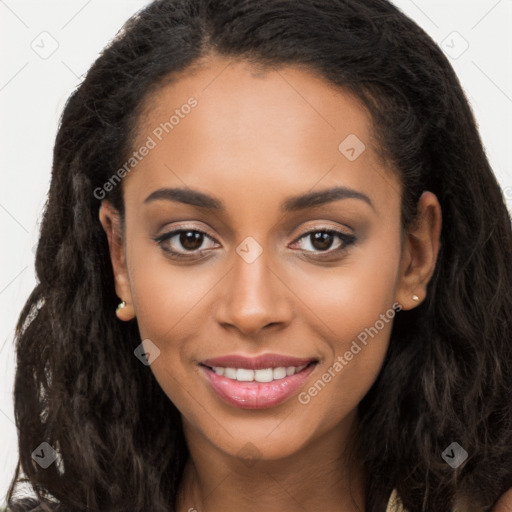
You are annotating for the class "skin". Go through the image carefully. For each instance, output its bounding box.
[99,54,443,511]
[494,490,512,512]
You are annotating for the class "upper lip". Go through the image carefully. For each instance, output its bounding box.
[200,353,318,370]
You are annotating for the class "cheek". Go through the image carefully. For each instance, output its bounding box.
[127,245,209,417]
[125,227,217,341]
[296,222,401,336]
[123,233,216,405]
[294,229,401,412]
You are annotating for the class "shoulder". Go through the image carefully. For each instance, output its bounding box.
[493,488,512,512]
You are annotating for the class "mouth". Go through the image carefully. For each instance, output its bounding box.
[198,355,319,409]
[199,360,317,382]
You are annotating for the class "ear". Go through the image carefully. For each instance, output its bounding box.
[98,200,135,321]
[395,191,442,310]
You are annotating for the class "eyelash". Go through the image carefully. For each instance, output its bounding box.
[153,226,357,261]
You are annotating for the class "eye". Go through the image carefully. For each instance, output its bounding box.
[290,228,356,257]
[153,228,218,259]
[153,226,357,261]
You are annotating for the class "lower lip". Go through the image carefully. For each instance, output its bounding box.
[199,363,317,409]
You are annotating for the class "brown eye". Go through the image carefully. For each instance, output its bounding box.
[154,228,218,259]
[179,231,205,251]
[309,232,336,251]
[291,228,356,257]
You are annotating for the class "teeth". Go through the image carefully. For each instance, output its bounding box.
[210,364,311,382]
[254,368,273,382]
[286,366,296,376]
[224,367,237,379]
[273,367,287,380]
[236,368,254,381]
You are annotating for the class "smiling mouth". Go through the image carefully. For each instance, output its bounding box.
[198,359,319,410]
[199,361,317,383]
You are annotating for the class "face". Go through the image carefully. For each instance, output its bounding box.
[100,54,441,463]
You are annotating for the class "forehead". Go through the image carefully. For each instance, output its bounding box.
[123,55,401,217]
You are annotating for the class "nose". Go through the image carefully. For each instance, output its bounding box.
[214,244,293,337]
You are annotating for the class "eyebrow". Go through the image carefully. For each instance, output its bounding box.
[144,186,375,212]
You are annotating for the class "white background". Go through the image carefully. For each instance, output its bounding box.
[1,0,511,504]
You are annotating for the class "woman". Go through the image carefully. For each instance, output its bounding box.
[5,0,512,511]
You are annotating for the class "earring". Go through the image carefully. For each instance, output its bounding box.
[412,294,419,301]
[116,300,134,321]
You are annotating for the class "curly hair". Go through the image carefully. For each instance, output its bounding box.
[6,0,512,511]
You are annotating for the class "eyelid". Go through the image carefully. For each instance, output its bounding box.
[154,223,218,242]
[153,225,219,252]
[292,222,354,240]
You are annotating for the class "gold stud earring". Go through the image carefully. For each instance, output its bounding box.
[116,300,134,321]
[412,294,419,301]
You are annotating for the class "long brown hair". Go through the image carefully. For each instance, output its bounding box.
[7,1,512,510]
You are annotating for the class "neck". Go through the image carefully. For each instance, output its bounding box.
[175,411,365,512]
